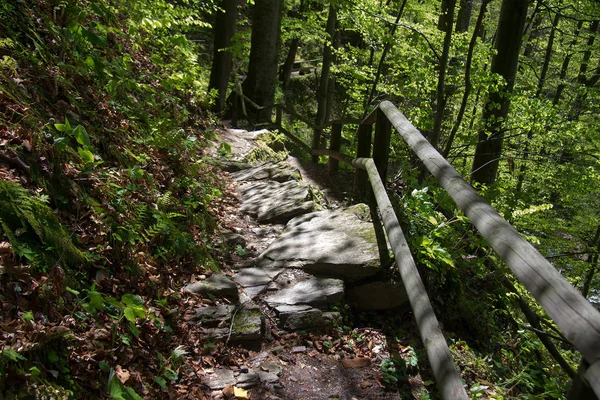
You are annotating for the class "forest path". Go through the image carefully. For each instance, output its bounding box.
[181,124,429,399]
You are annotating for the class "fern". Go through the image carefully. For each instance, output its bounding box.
[0,181,85,270]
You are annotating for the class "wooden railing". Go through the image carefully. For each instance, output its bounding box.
[231,92,600,399]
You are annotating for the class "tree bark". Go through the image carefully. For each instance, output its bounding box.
[315,3,337,128]
[443,0,490,158]
[455,0,472,33]
[280,38,299,90]
[553,20,583,105]
[242,0,283,122]
[430,0,457,150]
[208,0,237,113]
[470,0,529,186]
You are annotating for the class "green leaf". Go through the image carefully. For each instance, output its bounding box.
[122,294,145,306]
[29,366,41,376]
[54,123,66,132]
[78,148,95,163]
[53,137,70,150]
[66,287,80,295]
[123,307,136,322]
[154,376,167,388]
[163,368,178,381]
[73,125,91,146]
[82,27,106,48]
[22,311,34,321]
[1,349,26,362]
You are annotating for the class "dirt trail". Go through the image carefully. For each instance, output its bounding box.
[191,125,433,399]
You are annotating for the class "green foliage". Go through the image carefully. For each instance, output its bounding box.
[0,181,85,270]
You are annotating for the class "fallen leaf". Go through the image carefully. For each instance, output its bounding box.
[233,386,248,399]
[360,380,373,388]
[115,365,130,384]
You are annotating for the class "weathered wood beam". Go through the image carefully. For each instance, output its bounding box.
[352,156,468,400]
[378,100,600,396]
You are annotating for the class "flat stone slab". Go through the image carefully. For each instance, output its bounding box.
[184,274,239,302]
[264,276,344,307]
[202,368,235,390]
[275,304,324,330]
[233,268,283,288]
[188,304,263,341]
[238,180,321,223]
[256,204,381,280]
[348,281,409,310]
[232,161,301,183]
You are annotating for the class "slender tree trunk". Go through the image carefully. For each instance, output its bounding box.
[279,0,307,91]
[570,20,599,119]
[242,0,283,122]
[208,0,237,113]
[443,0,490,158]
[362,0,408,116]
[582,225,600,298]
[315,4,337,127]
[325,32,340,123]
[455,0,472,33]
[280,38,299,90]
[470,0,529,186]
[553,20,583,105]
[522,1,542,58]
[515,11,560,194]
[430,0,457,150]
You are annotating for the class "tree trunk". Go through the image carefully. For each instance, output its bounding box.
[280,38,299,90]
[470,0,528,186]
[430,0,457,150]
[362,0,408,116]
[242,0,283,122]
[515,11,560,194]
[443,0,490,158]
[553,20,583,105]
[208,0,237,113]
[315,3,337,128]
[455,0,472,33]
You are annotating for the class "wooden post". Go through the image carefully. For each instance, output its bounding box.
[567,360,598,400]
[312,128,322,163]
[354,124,372,195]
[373,109,392,182]
[328,122,342,175]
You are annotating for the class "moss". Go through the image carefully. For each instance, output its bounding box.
[232,307,263,334]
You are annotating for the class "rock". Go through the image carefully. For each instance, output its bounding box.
[202,368,236,390]
[188,304,263,341]
[188,305,235,327]
[257,362,281,384]
[238,180,322,223]
[184,274,239,302]
[233,268,283,288]
[274,305,324,330]
[348,281,409,310]
[217,231,246,248]
[230,305,264,341]
[322,311,342,327]
[236,370,260,389]
[232,161,300,183]
[256,204,381,280]
[264,277,344,307]
[291,346,307,353]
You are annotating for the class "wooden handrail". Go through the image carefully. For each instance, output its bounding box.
[230,91,600,397]
[376,100,600,397]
